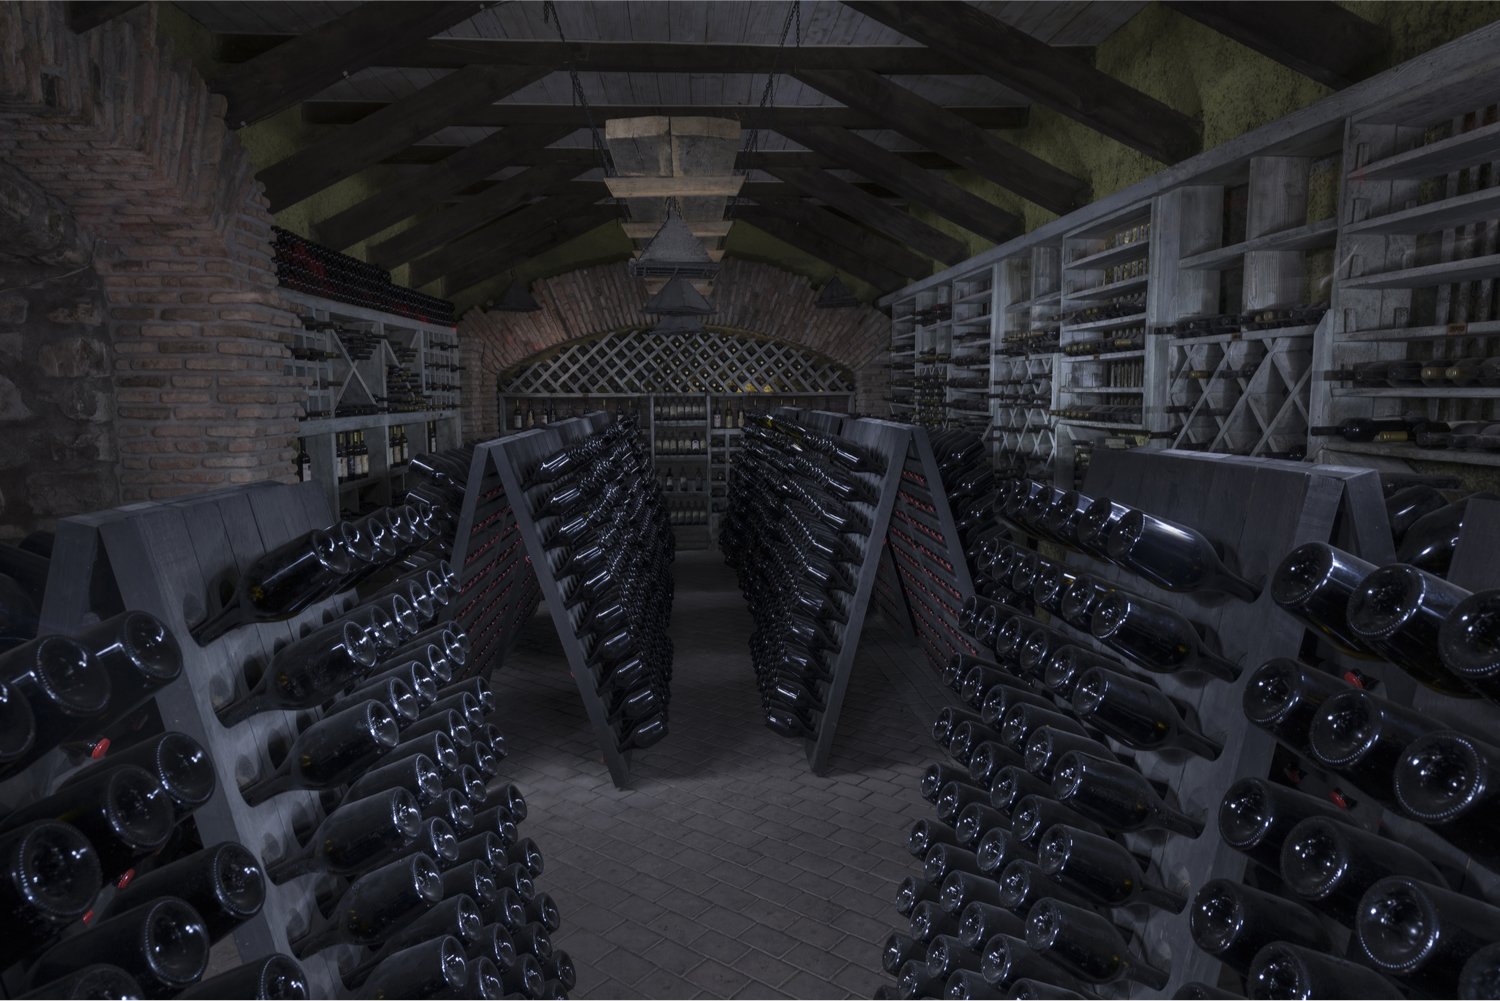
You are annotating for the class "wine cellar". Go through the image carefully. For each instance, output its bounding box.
[3,2,1500,1000]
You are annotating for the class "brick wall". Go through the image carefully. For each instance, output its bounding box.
[458,259,892,441]
[0,1,305,507]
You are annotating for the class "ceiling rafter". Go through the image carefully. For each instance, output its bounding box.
[761,166,969,265]
[744,195,932,281]
[432,204,620,295]
[1162,1,1387,91]
[845,0,1201,164]
[734,210,908,293]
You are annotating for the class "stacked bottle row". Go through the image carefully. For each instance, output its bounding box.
[522,418,675,752]
[0,608,309,998]
[719,414,885,739]
[885,431,991,681]
[272,227,456,326]
[405,447,542,682]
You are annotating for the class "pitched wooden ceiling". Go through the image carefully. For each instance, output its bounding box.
[165,0,1385,301]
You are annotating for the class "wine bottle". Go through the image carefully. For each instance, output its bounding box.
[949,726,1009,769]
[990,766,1053,820]
[425,691,486,732]
[190,528,351,644]
[525,891,560,932]
[898,876,941,916]
[424,787,475,835]
[1089,592,1240,682]
[27,896,211,996]
[935,708,987,749]
[1271,543,1380,658]
[1051,751,1202,836]
[926,933,983,980]
[0,678,34,770]
[356,658,439,710]
[1397,495,1498,576]
[1042,645,1125,699]
[884,931,924,974]
[266,788,423,883]
[64,731,217,821]
[969,740,1026,789]
[1218,776,1354,872]
[1441,589,1500,703]
[70,611,182,738]
[925,843,986,884]
[355,935,468,1000]
[106,841,264,944]
[1040,490,1094,551]
[1280,815,1447,920]
[1347,564,1476,696]
[1189,877,1330,975]
[1307,689,1445,804]
[1245,941,1404,999]
[0,821,102,970]
[940,968,995,999]
[909,818,962,858]
[1072,666,1222,759]
[0,763,172,879]
[1023,728,1117,785]
[939,869,1003,915]
[1310,417,1413,442]
[1025,897,1168,989]
[897,959,945,999]
[975,827,1035,877]
[1075,498,1132,558]
[1461,942,1500,1000]
[0,635,108,776]
[327,675,420,729]
[1058,577,1113,632]
[402,708,472,749]
[1356,874,1500,995]
[217,620,379,727]
[244,699,400,806]
[499,953,546,998]
[1243,658,1355,755]
[470,921,519,975]
[175,953,309,1000]
[954,803,1011,849]
[344,896,486,989]
[15,965,142,1001]
[957,899,1024,951]
[292,853,444,957]
[1105,509,1260,601]
[999,703,1089,755]
[1009,978,1090,1000]
[1394,730,1500,867]
[1038,824,1185,911]
[980,932,1084,994]
[1010,796,1109,851]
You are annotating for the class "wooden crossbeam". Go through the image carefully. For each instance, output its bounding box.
[745,196,933,281]
[1163,1,1386,90]
[776,124,1022,245]
[603,176,744,198]
[208,2,485,128]
[621,222,735,238]
[67,1,143,33]
[846,0,1201,165]
[302,101,1030,131]
[256,65,550,213]
[794,68,1088,216]
[383,146,966,172]
[216,35,1096,74]
[735,211,908,293]
[372,164,587,270]
[408,186,612,289]
[438,207,622,297]
[762,166,968,266]
[316,124,576,251]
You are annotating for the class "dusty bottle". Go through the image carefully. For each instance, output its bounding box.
[1394,729,1500,868]
[106,841,264,945]
[243,700,399,805]
[0,635,107,777]
[1271,542,1380,658]
[1280,815,1447,921]
[0,763,172,880]
[1245,941,1404,999]
[27,896,210,996]
[267,788,423,884]
[1217,776,1354,872]
[1051,750,1202,836]
[1307,688,1446,805]
[175,953,309,1000]
[1356,874,1500,996]
[1072,666,1222,758]
[1242,658,1355,755]
[190,528,351,644]
[1106,509,1260,602]
[1037,824,1186,912]
[1188,877,1330,975]
[1347,563,1476,696]
[217,620,378,727]
[0,821,102,969]
[1090,591,1240,682]
[292,853,443,957]
[63,731,216,822]
[1440,589,1500,703]
[1025,897,1169,989]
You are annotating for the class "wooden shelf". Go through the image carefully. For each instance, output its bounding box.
[1060,348,1146,361]
[1350,120,1500,181]
[1341,252,1500,290]
[1323,439,1500,467]
[1338,319,1500,342]
[954,287,994,305]
[282,289,456,333]
[301,408,460,435]
[1063,273,1149,303]
[1065,239,1151,273]
[1178,218,1338,271]
[1331,386,1500,398]
[1345,186,1500,237]
[1062,313,1149,333]
[1062,386,1146,394]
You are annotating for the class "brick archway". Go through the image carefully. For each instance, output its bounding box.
[458,258,892,440]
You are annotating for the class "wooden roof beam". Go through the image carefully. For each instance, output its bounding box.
[215,35,1096,74]
[256,65,551,213]
[793,67,1087,215]
[734,211,908,293]
[846,1,1201,164]
[316,124,575,251]
[382,146,967,172]
[762,166,968,265]
[776,124,1022,244]
[208,2,486,128]
[302,101,1030,131]
[742,196,932,281]
[1162,1,1387,90]
[431,205,621,296]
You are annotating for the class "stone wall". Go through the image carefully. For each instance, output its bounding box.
[0,0,305,522]
[457,259,892,441]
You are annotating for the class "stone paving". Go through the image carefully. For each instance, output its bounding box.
[487,548,943,999]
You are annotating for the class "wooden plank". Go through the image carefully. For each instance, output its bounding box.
[371,164,585,270]
[792,67,1087,215]
[763,166,971,265]
[1163,1,1387,91]
[602,176,744,198]
[747,196,933,280]
[67,0,143,33]
[1340,252,1500,290]
[303,101,1031,131]
[315,124,577,251]
[439,208,621,296]
[220,37,1086,73]
[257,65,552,213]
[845,0,1201,165]
[209,2,484,128]
[776,124,1024,244]
[734,211,909,293]
[408,188,611,289]
[1349,120,1500,181]
[620,221,735,238]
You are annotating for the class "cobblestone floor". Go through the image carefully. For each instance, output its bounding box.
[487,548,941,999]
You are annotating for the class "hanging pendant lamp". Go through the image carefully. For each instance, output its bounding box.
[814,278,859,309]
[631,210,720,282]
[491,279,542,312]
[643,277,714,316]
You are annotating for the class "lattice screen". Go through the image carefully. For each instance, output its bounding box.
[497,326,855,395]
